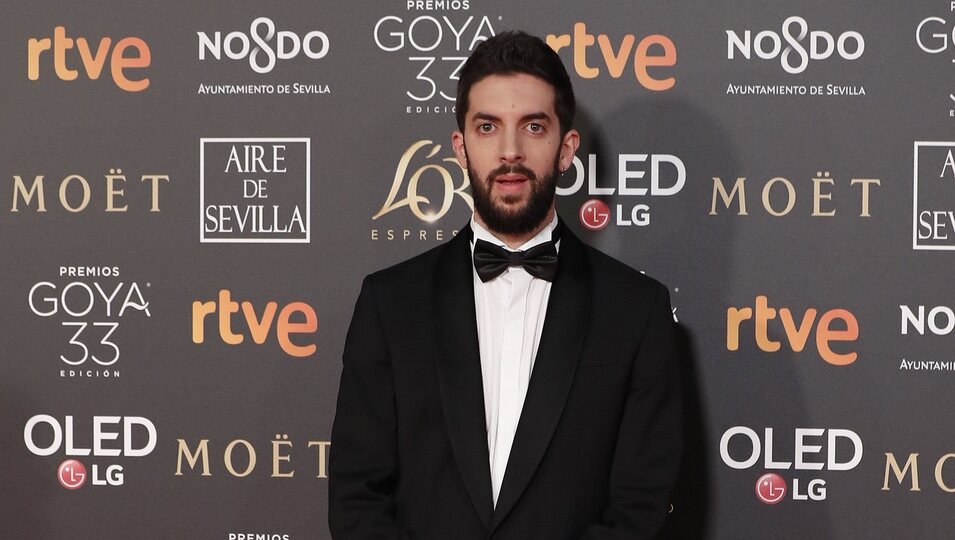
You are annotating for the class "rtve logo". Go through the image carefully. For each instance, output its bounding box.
[726,295,859,366]
[192,289,318,357]
[546,23,676,91]
[27,26,150,92]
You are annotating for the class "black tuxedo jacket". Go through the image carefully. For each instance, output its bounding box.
[329,222,682,540]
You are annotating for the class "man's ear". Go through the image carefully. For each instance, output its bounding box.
[452,130,468,170]
[559,129,580,172]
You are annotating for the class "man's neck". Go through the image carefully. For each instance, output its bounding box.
[473,207,556,250]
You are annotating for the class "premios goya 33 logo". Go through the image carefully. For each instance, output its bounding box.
[374,4,496,114]
[28,267,151,379]
[915,4,955,117]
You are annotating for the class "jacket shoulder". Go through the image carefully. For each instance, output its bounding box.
[583,243,669,299]
[365,236,455,289]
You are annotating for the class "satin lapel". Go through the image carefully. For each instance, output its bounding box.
[433,226,494,530]
[490,227,592,532]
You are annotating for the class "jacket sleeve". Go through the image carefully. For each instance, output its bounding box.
[328,276,412,540]
[579,281,683,540]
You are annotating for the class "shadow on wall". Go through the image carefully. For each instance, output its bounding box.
[557,94,737,538]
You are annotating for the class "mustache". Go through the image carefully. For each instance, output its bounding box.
[488,163,538,182]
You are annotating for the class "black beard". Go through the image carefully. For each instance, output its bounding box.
[467,158,560,237]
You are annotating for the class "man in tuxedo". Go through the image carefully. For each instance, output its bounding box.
[329,31,682,540]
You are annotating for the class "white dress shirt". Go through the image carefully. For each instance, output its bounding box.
[469,215,559,508]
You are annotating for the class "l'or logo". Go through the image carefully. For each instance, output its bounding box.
[58,459,87,490]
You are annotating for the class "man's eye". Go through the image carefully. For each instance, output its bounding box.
[478,123,494,133]
[527,123,544,133]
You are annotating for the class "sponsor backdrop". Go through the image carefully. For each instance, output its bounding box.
[2,0,952,538]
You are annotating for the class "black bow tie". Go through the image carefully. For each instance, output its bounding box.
[472,223,561,283]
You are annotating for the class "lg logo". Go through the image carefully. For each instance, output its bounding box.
[579,199,610,230]
[755,473,786,505]
[57,459,86,490]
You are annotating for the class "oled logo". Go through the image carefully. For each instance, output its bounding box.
[546,23,676,91]
[25,414,157,488]
[374,6,497,114]
[579,199,610,230]
[58,459,87,490]
[558,153,685,229]
[371,139,472,242]
[756,473,786,504]
[721,426,863,503]
[201,139,310,243]
[913,142,955,249]
[27,26,151,92]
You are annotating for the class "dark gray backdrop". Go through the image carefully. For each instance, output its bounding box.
[2,1,952,538]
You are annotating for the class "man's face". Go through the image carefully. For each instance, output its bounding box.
[452,73,579,236]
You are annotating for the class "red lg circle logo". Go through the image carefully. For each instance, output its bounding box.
[755,473,786,504]
[58,459,87,490]
[579,199,610,230]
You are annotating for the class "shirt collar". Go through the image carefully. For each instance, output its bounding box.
[469,214,560,253]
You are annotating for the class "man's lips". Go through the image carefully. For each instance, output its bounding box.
[493,174,529,193]
[493,173,529,184]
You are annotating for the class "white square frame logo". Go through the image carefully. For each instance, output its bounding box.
[200,137,311,244]
[913,141,955,251]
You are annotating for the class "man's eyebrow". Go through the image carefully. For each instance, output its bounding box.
[471,112,500,123]
[470,111,552,123]
[520,112,551,123]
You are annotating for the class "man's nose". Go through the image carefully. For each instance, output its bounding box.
[499,129,524,164]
